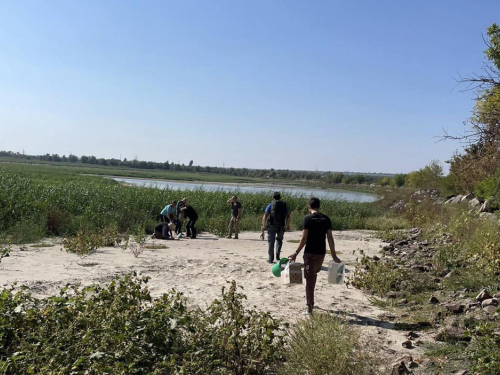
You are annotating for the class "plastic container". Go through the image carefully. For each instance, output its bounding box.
[272,258,291,277]
[328,261,345,284]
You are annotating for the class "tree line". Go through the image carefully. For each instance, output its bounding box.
[0,150,394,185]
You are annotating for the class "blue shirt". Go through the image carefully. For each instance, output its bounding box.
[160,205,176,216]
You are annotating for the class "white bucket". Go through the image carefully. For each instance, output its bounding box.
[328,261,345,284]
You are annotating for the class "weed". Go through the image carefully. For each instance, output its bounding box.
[281,313,379,375]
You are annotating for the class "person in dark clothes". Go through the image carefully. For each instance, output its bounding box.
[261,192,291,263]
[181,205,198,239]
[226,195,242,239]
[288,197,341,315]
[175,198,187,234]
[153,222,175,240]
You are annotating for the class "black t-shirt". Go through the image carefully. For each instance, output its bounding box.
[303,212,332,255]
[231,201,242,217]
[183,205,198,220]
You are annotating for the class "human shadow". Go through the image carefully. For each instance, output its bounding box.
[314,308,394,330]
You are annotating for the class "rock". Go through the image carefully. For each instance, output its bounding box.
[451,195,463,204]
[387,292,398,299]
[372,255,380,261]
[391,360,412,375]
[452,371,468,375]
[395,240,409,247]
[443,271,453,279]
[480,198,494,213]
[483,305,498,315]
[461,193,475,201]
[444,197,455,205]
[429,296,440,304]
[407,331,419,339]
[469,197,482,208]
[402,340,413,349]
[482,298,499,308]
[435,327,470,342]
[479,212,496,221]
[476,289,491,302]
[445,302,465,314]
[408,360,419,369]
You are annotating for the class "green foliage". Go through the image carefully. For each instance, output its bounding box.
[379,177,391,186]
[281,313,378,375]
[347,256,407,297]
[0,166,383,243]
[0,276,286,374]
[406,160,443,189]
[180,281,285,374]
[393,173,407,187]
[475,176,497,200]
[63,225,125,255]
[485,23,500,70]
[469,323,500,375]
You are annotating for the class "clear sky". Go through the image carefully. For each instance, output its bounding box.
[0,1,498,173]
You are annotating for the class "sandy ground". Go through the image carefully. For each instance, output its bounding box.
[0,230,428,366]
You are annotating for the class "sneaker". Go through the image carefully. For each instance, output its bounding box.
[234,236,238,239]
[267,260,274,264]
[226,236,232,239]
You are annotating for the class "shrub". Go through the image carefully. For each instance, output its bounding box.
[281,313,378,375]
[179,281,286,374]
[0,276,286,374]
[469,323,500,375]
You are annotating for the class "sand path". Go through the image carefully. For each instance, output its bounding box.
[0,230,425,366]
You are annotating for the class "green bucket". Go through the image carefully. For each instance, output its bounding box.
[272,258,290,277]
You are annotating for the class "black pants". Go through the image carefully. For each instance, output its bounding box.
[186,218,197,238]
[175,217,183,234]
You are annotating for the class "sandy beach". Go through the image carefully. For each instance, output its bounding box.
[0,230,428,365]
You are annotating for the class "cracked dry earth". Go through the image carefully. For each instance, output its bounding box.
[0,230,432,369]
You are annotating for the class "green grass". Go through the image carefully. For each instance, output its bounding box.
[30,243,55,248]
[144,244,169,249]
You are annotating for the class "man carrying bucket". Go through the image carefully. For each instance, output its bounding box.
[289,197,341,315]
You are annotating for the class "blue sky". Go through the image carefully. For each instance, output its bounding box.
[0,1,498,173]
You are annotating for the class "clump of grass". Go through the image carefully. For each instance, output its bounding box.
[144,244,168,250]
[281,313,379,375]
[30,243,55,248]
[287,239,300,243]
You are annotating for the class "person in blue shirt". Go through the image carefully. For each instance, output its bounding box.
[160,200,177,237]
[160,201,177,223]
[261,192,291,263]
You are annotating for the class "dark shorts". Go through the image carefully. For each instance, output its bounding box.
[303,253,325,279]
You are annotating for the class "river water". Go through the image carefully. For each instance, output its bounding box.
[113,178,379,203]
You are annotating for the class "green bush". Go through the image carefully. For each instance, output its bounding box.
[281,313,378,375]
[0,276,286,374]
[469,323,500,375]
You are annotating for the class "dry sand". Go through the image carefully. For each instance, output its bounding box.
[0,230,430,366]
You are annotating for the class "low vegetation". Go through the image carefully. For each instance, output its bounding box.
[0,164,402,244]
[0,275,378,374]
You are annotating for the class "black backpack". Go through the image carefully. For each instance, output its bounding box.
[269,200,287,226]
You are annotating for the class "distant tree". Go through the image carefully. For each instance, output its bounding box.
[189,160,193,167]
[68,154,78,162]
[407,160,443,189]
[61,155,68,162]
[379,177,391,186]
[394,174,407,187]
[81,155,89,163]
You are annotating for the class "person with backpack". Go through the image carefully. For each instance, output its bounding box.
[288,197,341,315]
[261,192,290,263]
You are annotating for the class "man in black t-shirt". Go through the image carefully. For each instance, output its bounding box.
[289,197,342,315]
[181,205,198,239]
[226,195,242,239]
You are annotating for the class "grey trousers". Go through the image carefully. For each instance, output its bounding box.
[267,225,284,262]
